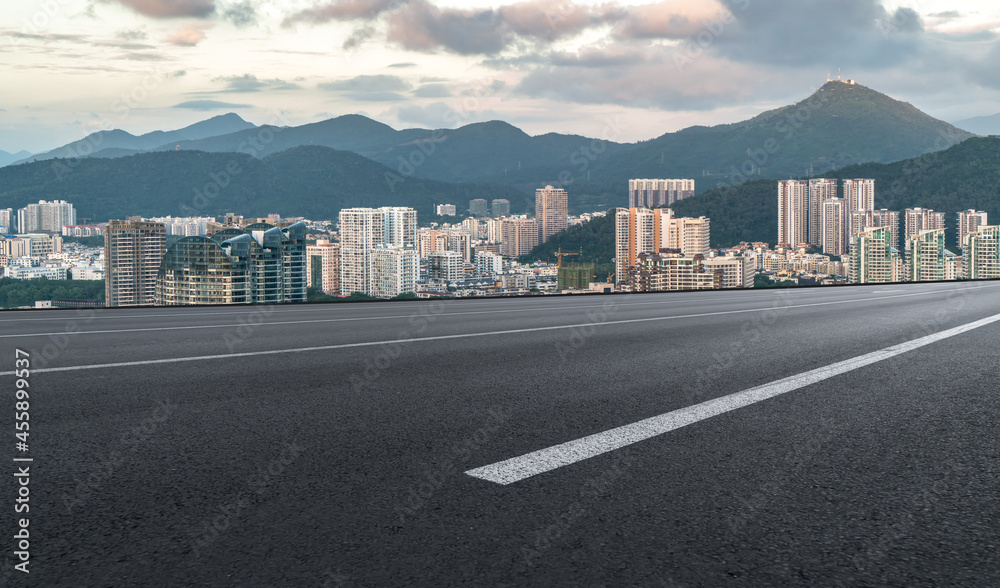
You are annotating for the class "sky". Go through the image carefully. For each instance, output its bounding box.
[2,0,1000,153]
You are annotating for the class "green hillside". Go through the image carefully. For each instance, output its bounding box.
[588,82,975,186]
[672,137,1000,250]
[0,146,525,222]
[519,212,617,280]
[521,137,1000,264]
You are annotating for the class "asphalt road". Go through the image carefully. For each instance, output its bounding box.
[2,282,999,587]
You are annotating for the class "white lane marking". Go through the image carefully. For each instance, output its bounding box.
[464,310,1000,486]
[0,285,992,376]
[0,292,800,323]
[0,284,986,340]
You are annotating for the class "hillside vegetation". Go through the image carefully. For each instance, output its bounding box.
[0,146,525,221]
[672,137,1000,250]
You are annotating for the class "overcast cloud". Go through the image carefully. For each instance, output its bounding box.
[2,0,1000,152]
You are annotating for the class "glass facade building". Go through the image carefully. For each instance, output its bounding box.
[155,222,307,306]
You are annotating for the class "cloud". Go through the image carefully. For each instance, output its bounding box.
[115,28,148,40]
[348,92,410,101]
[283,0,403,26]
[412,83,452,97]
[613,0,730,40]
[106,0,216,18]
[213,74,300,92]
[388,62,417,68]
[174,100,251,110]
[165,22,213,46]
[286,0,630,55]
[319,74,412,92]
[395,101,502,128]
[222,0,258,27]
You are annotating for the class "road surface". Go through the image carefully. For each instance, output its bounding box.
[2,281,998,587]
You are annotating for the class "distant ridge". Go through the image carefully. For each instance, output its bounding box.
[12,113,256,165]
[0,149,31,167]
[954,113,1000,136]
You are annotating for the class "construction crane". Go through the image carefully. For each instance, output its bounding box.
[554,247,579,268]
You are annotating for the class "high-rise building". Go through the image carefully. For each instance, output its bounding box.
[500,218,538,258]
[339,208,383,296]
[371,247,418,298]
[807,179,838,246]
[0,208,14,234]
[475,251,504,276]
[491,199,511,218]
[105,217,167,307]
[777,180,808,247]
[849,226,900,284]
[535,185,568,244]
[904,208,946,244]
[428,250,463,282]
[628,179,696,208]
[307,239,340,295]
[435,204,457,216]
[615,208,710,283]
[820,198,846,257]
[148,216,215,237]
[842,179,876,213]
[380,207,417,248]
[850,209,900,250]
[155,237,249,305]
[958,210,988,250]
[469,199,488,216]
[207,222,307,304]
[616,208,669,284]
[671,216,711,258]
[486,218,503,243]
[418,228,472,262]
[339,207,417,296]
[462,217,481,240]
[964,225,1000,280]
[17,200,76,234]
[906,228,946,282]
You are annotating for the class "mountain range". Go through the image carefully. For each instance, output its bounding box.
[3,82,979,192]
[12,113,256,165]
[0,150,32,167]
[954,113,1000,137]
[0,146,524,222]
[1,81,995,234]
